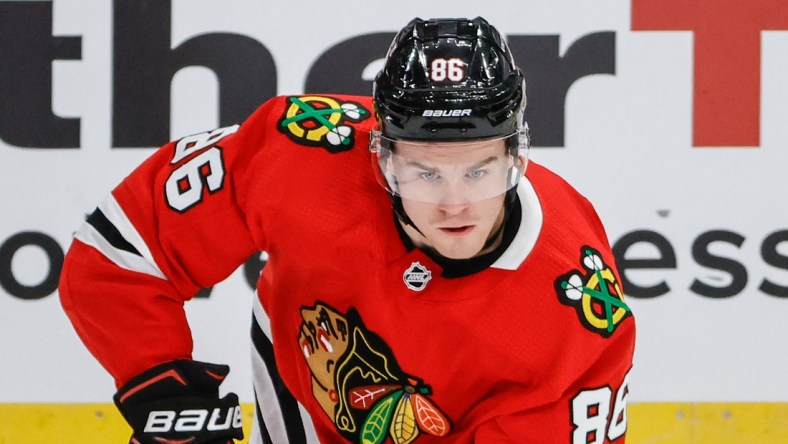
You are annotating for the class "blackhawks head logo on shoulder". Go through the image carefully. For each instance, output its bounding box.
[555,247,632,338]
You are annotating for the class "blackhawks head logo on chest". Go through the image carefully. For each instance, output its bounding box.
[297,302,451,443]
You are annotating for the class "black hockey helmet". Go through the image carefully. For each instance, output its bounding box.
[370,17,530,211]
[372,17,527,142]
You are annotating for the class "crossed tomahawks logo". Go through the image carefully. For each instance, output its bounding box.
[555,247,632,338]
[278,95,369,153]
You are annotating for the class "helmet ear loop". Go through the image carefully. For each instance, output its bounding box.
[517,121,531,172]
[503,122,529,221]
[503,125,530,189]
[368,128,382,153]
[518,121,532,151]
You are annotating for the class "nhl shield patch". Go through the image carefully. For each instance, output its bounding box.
[403,262,432,291]
[277,95,369,153]
[555,247,631,337]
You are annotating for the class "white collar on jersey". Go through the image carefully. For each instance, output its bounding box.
[490,177,543,270]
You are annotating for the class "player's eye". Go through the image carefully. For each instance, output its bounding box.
[420,171,439,182]
[467,169,487,179]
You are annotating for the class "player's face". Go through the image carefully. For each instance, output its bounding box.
[382,135,519,205]
[395,139,514,259]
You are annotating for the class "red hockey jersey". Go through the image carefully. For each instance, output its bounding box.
[60,94,635,443]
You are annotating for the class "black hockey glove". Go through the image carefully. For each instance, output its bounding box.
[113,359,244,444]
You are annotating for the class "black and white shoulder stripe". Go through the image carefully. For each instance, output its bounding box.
[74,194,166,279]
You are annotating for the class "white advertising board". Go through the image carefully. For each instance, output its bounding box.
[1,0,786,404]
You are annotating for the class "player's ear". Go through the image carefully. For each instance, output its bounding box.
[514,153,526,170]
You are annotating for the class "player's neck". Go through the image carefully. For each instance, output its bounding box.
[394,198,522,278]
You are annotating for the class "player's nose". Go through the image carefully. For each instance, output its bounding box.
[433,179,473,207]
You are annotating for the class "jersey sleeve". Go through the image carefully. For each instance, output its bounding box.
[59,99,278,387]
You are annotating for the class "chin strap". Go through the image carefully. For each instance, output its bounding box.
[504,185,518,210]
[389,192,426,237]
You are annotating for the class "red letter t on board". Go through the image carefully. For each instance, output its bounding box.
[632,0,788,147]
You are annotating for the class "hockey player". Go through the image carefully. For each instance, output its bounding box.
[59,17,635,443]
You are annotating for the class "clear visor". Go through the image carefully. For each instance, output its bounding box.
[369,128,530,204]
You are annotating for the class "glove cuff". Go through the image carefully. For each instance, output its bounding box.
[115,360,243,444]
